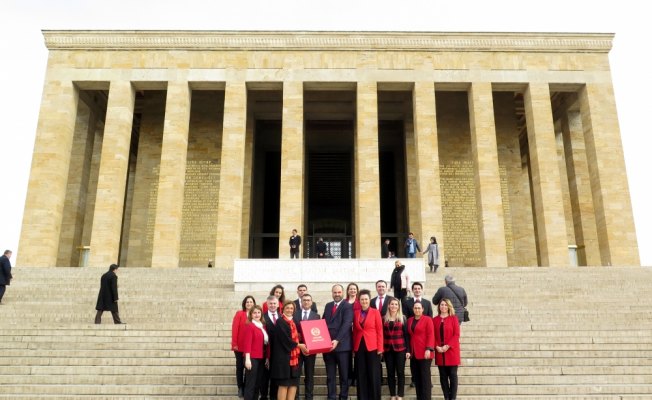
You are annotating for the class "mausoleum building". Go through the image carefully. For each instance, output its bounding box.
[17,30,639,268]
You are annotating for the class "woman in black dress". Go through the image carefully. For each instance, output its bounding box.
[271,301,308,400]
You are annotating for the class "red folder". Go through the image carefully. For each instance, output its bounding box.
[300,319,332,354]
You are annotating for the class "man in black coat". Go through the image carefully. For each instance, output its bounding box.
[294,293,321,400]
[315,238,328,258]
[289,229,302,259]
[0,250,13,304]
[323,284,353,400]
[370,280,394,317]
[293,284,318,315]
[402,281,433,318]
[432,274,468,326]
[261,296,280,400]
[94,264,122,324]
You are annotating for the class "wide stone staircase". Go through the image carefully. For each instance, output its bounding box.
[1,265,651,399]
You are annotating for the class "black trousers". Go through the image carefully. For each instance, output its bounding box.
[412,359,432,400]
[0,284,6,303]
[384,349,406,397]
[234,351,245,389]
[244,358,264,400]
[290,249,300,259]
[437,365,458,400]
[298,353,316,399]
[324,350,350,400]
[260,365,278,400]
[94,309,121,324]
[355,340,381,400]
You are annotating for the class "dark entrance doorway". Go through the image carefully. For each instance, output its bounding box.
[305,120,354,258]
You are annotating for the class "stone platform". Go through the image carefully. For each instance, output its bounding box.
[233,258,427,292]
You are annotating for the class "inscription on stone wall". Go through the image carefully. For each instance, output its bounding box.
[499,164,514,254]
[440,160,481,266]
[179,160,221,266]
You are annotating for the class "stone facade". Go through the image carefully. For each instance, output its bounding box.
[17,31,640,267]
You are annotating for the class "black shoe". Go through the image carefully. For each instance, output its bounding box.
[409,382,415,388]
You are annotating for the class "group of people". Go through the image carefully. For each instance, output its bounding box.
[231,271,469,400]
[290,230,441,270]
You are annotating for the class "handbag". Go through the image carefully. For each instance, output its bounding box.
[449,287,470,322]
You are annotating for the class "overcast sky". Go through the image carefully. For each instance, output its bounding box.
[1,0,649,265]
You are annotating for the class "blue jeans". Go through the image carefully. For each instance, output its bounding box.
[407,252,416,258]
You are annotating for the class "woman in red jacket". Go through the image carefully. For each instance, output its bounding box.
[407,301,434,400]
[232,295,256,398]
[242,305,269,400]
[353,289,383,400]
[433,299,461,400]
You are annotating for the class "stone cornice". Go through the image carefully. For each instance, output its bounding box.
[42,30,614,53]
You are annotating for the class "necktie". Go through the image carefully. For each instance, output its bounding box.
[379,296,384,310]
[332,302,338,316]
[415,298,421,304]
[272,313,277,324]
[303,311,308,321]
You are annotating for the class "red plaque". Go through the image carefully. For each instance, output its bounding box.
[300,319,332,354]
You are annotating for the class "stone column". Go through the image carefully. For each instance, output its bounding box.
[151,81,191,268]
[214,81,248,268]
[57,101,98,267]
[17,79,79,267]
[412,82,445,263]
[354,81,381,258]
[240,108,255,259]
[468,82,508,267]
[579,83,640,266]
[523,83,570,266]
[278,81,305,258]
[560,109,600,266]
[88,81,135,267]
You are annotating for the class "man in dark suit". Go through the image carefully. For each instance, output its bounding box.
[261,296,280,400]
[370,280,394,385]
[402,281,433,388]
[0,250,13,304]
[294,293,320,400]
[293,284,318,315]
[94,264,122,324]
[370,280,394,317]
[402,281,433,318]
[289,229,302,259]
[323,284,353,400]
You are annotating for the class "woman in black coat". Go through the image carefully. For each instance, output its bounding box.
[271,301,308,400]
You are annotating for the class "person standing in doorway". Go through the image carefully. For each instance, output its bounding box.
[404,233,421,259]
[0,250,13,304]
[94,264,122,324]
[381,238,391,259]
[289,229,302,259]
[315,238,328,258]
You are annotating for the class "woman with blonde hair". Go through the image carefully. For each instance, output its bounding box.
[383,297,410,400]
[433,299,461,400]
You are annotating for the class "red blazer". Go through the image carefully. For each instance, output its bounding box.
[241,322,270,359]
[433,315,461,366]
[407,316,434,360]
[231,310,249,351]
[353,307,384,353]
